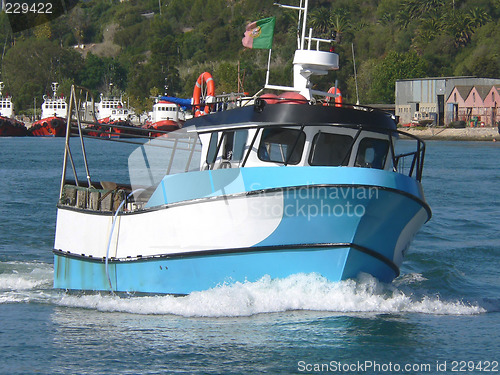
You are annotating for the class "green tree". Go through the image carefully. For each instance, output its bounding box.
[309,8,332,35]
[370,51,428,103]
[2,38,83,111]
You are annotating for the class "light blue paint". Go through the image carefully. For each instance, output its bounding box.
[145,166,425,208]
[254,186,426,263]
[161,180,168,203]
[54,244,396,295]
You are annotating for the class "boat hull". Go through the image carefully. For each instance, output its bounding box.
[53,167,430,294]
[54,244,396,295]
[0,119,28,136]
[29,117,66,137]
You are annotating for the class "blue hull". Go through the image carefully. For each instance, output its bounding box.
[54,245,397,295]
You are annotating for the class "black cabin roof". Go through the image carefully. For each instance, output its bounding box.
[186,101,397,132]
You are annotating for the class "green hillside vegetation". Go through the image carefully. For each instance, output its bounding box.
[1,0,499,114]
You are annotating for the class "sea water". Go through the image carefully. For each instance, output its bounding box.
[0,138,499,374]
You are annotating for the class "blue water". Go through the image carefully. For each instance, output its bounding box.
[1,138,499,374]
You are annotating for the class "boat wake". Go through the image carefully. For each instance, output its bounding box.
[0,261,53,304]
[0,261,490,317]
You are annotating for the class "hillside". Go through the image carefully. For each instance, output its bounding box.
[1,0,500,113]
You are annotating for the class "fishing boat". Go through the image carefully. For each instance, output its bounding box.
[53,0,431,295]
[0,82,28,137]
[29,82,67,137]
[142,97,189,137]
[86,93,140,138]
[142,81,190,137]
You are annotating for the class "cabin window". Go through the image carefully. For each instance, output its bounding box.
[258,128,305,165]
[206,133,219,164]
[355,138,389,169]
[309,132,353,166]
[222,130,248,161]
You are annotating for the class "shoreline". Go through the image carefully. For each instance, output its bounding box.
[401,126,500,141]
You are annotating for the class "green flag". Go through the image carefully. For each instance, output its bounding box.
[242,17,276,49]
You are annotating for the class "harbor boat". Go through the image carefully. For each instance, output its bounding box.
[53,0,431,295]
[29,82,67,137]
[0,82,28,137]
[142,97,190,137]
[86,93,139,138]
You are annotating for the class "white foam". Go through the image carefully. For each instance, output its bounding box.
[54,273,486,317]
[0,262,53,292]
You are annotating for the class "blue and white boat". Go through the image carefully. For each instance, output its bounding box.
[53,0,431,295]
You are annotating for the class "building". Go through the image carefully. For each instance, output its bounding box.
[446,86,471,124]
[395,77,500,126]
[477,86,500,126]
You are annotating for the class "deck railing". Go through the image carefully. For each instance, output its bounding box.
[60,85,427,209]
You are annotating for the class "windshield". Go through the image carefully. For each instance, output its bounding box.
[128,126,202,199]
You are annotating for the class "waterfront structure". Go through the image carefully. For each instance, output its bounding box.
[446,85,500,126]
[396,77,500,126]
[482,86,500,126]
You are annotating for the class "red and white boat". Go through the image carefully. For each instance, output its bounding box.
[0,82,28,137]
[86,94,140,138]
[29,82,67,137]
[142,98,188,137]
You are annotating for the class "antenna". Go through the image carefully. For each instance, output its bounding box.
[352,43,360,105]
[52,82,59,97]
[267,1,338,98]
[274,0,308,49]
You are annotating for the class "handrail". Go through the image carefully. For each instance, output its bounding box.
[59,85,96,199]
[60,86,427,191]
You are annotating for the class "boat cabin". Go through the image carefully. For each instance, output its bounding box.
[0,82,14,118]
[190,100,412,175]
[109,107,130,122]
[97,95,126,121]
[0,97,14,118]
[150,99,186,124]
[41,96,67,119]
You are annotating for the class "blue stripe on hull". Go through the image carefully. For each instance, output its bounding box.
[54,245,395,295]
[146,166,428,208]
[255,187,425,264]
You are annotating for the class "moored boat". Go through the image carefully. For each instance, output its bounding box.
[0,82,28,137]
[142,97,189,137]
[86,93,142,138]
[53,0,431,295]
[29,82,67,137]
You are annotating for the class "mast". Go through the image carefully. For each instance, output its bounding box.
[52,82,59,98]
[267,1,339,99]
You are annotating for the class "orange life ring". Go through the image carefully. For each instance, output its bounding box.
[325,87,342,107]
[193,72,215,117]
